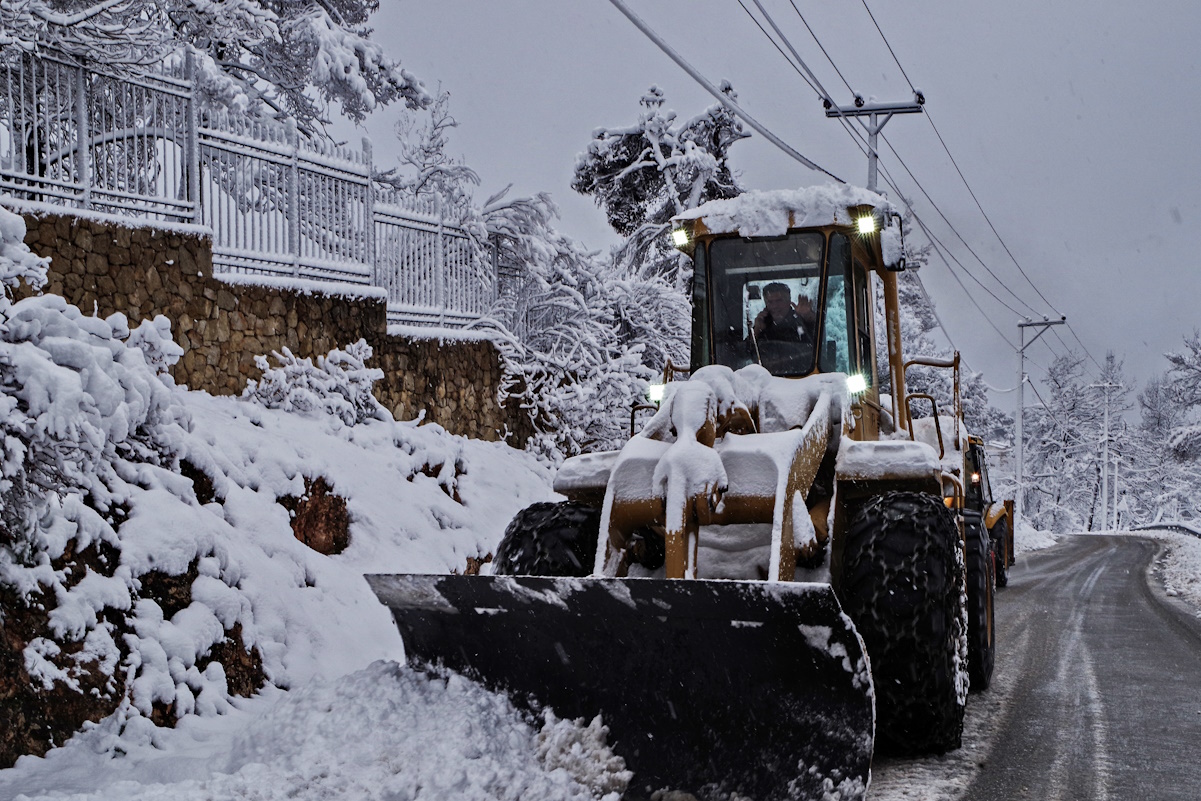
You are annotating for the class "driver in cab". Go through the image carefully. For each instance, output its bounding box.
[753,282,816,343]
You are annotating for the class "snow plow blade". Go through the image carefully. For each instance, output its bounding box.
[367,573,874,801]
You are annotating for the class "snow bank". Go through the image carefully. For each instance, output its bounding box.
[1015,519,1059,554]
[0,267,559,782]
[1144,529,1201,612]
[2,662,628,801]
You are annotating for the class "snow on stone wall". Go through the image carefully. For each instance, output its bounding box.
[13,209,528,442]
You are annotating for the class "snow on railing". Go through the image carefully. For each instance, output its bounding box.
[0,50,496,328]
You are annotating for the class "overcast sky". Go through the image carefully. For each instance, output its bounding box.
[343,0,1201,407]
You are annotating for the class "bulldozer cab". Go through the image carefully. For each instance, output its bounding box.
[695,229,876,384]
[678,194,906,440]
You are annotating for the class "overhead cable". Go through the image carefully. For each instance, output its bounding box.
[607,0,844,181]
[729,0,1047,334]
[879,132,1045,317]
[788,0,856,95]
[860,0,1070,321]
[859,0,917,91]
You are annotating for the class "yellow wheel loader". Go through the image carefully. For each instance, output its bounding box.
[368,184,1004,800]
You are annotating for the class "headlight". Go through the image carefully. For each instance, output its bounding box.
[647,383,666,403]
[846,373,868,394]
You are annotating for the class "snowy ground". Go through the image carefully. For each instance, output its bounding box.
[0,381,639,801]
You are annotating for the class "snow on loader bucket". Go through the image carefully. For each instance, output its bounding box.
[366,573,873,801]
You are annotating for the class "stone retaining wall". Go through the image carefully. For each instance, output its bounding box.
[15,208,531,443]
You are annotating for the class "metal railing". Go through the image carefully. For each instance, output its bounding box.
[0,50,496,327]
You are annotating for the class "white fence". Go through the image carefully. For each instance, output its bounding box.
[0,50,496,327]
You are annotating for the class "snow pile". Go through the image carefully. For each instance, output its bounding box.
[1146,530,1201,611]
[0,218,578,788]
[217,662,627,801]
[1015,519,1059,554]
[2,662,628,801]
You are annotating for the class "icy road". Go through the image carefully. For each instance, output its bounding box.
[874,534,1201,800]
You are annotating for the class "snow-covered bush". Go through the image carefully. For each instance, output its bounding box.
[0,205,48,298]
[243,339,389,427]
[120,313,184,378]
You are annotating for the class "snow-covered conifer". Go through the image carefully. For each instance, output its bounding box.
[572,84,747,281]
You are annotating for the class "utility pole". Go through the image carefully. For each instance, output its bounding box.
[1016,318,1066,530]
[825,98,924,192]
[1112,454,1121,530]
[1090,380,1121,530]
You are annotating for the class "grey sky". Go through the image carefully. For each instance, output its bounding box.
[347,0,1201,401]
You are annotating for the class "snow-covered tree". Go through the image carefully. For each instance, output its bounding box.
[1163,330,1201,460]
[1125,373,1200,523]
[572,84,748,281]
[481,191,686,459]
[243,339,390,427]
[1,0,430,136]
[386,89,479,211]
[1020,350,1131,532]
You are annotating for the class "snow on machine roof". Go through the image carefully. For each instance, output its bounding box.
[672,183,905,269]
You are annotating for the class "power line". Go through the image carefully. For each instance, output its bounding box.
[730,0,1053,337]
[733,0,823,97]
[606,0,844,181]
[905,208,1018,349]
[732,0,1039,331]
[859,0,917,91]
[859,0,1097,356]
[735,0,882,171]
[878,132,1045,317]
[1065,323,1105,372]
[788,0,856,96]
[922,109,1063,315]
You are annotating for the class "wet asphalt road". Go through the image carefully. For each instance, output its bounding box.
[963,535,1201,801]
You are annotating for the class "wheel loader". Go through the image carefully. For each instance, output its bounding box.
[368,184,1006,801]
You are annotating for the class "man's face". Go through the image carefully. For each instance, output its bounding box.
[764,290,792,319]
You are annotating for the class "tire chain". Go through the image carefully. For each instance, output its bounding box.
[841,491,966,755]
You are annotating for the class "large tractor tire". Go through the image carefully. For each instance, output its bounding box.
[990,521,1010,588]
[965,518,996,692]
[841,491,967,755]
[492,501,601,577]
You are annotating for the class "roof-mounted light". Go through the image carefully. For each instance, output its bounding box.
[671,227,689,248]
[856,215,877,235]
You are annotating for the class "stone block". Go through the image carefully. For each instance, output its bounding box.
[85,253,107,275]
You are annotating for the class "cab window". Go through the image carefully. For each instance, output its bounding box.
[710,232,824,376]
[820,234,855,374]
[690,241,711,372]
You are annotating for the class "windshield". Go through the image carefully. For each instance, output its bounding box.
[709,232,826,376]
